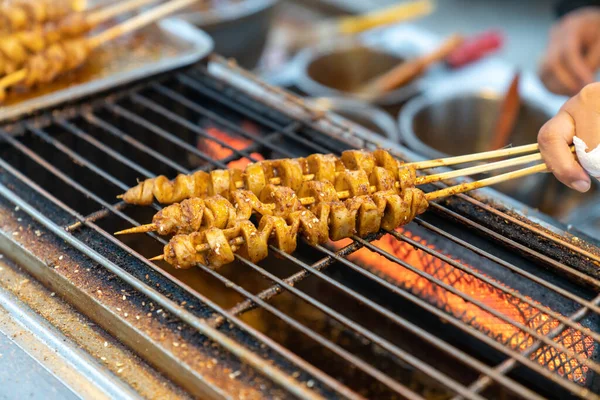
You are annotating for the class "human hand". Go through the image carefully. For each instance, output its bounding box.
[538,82,600,192]
[539,7,600,96]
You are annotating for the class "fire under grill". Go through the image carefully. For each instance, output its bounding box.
[1,59,600,399]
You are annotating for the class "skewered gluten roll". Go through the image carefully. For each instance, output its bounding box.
[160,185,428,269]
[117,163,416,237]
[0,37,90,101]
[121,149,417,205]
[0,13,90,75]
[118,184,311,236]
[0,0,86,34]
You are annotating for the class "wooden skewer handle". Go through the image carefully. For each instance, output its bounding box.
[88,0,199,48]
[405,143,540,170]
[359,34,464,97]
[87,0,160,26]
[425,163,548,201]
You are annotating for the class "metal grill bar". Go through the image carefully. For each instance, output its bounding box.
[384,227,600,343]
[81,113,191,174]
[130,93,263,163]
[230,252,488,400]
[413,218,600,316]
[430,202,600,288]
[196,259,422,400]
[149,82,298,158]
[104,102,230,170]
[0,179,322,400]
[214,240,364,326]
[254,248,542,400]
[177,71,333,154]
[54,119,161,178]
[311,244,597,399]
[459,194,600,267]
[352,235,600,377]
[0,145,364,400]
[457,294,600,400]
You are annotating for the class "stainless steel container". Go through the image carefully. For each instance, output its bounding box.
[295,39,423,108]
[398,89,597,218]
[307,97,400,142]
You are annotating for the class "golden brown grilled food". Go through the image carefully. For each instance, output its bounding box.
[0,13,90,75]
[118,163,418,237]
[121,149,417,205]
[0,0,86,34]
[160,185,428,269]
[125,184,308,236]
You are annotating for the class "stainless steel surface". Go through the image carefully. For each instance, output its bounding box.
[307,97,399,141]
[0,277,141,400]
[294,37,426,107]
[0,18,213,123]
[176,0,278,69]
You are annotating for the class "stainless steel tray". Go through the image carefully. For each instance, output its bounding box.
[0,18,214,122]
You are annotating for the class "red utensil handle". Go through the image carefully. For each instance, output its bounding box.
[446,30,503,68]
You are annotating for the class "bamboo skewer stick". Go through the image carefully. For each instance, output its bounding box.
[416,146,573,185]
[86,0,160,26]
[425,163,548,201]
[405,143,540,170]
[87,0,198,49]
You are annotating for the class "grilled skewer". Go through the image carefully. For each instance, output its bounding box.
[120,149,418,206]
[0,0,87,34]
[119,146,558,206]
[0,0,199,100]
[0,0,159,75]
[116,172,404,236]
[146,162,547,269]
[152,186,428,269]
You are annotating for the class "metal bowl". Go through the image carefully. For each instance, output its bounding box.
[307,97,399,142]
[176,0,278,69]
[295,39,423,108]
[398,89,597,217]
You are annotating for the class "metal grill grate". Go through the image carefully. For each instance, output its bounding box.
[0,61,599,400]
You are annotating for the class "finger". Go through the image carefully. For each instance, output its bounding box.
[538,110,590,192]
[540,48,581,96]
[540,62,579,96]
[584,38,600,70]
[564,35,595,85]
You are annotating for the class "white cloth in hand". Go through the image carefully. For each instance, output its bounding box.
[573,136,600,178]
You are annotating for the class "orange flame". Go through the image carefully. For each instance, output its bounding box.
[332,229,595,383]
[201,124,265,169]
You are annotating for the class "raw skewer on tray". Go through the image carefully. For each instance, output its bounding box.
[114,145,563,270]
[0,0,201,101]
